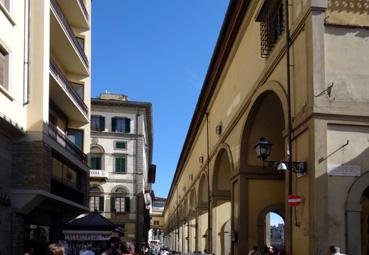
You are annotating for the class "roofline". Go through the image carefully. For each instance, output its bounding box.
[164,0,251,214]
[91,98,154,163]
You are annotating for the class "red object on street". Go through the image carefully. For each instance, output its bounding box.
[288,194,303,206]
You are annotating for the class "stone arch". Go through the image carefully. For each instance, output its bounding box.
[189,189,197,216]
[240,90,286,169]
[111,185,130,195]
[90,184,103,193]
[212,146,233,198]
[90,144,105,153]
[346,171,369,255]
[197,173,209,212]
[219,219,231,255]
[257,203,285,250]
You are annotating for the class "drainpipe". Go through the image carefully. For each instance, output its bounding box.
[205,112,212,252]
[284,0,293,253]
[23,0,30,105]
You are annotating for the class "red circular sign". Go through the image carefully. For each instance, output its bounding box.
[288,194,303,206]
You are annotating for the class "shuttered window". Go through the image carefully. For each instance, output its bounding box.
[111,196,130,213]
[91,115,105,131]
[112,117,131,133]
[0,47,8,90]
[115,156,126,173]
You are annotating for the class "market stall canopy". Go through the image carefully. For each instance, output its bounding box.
[63,211,120,241]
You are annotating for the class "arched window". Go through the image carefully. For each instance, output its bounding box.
[90,145,104,170]
[89,186,104,212]
[111,187,130,213]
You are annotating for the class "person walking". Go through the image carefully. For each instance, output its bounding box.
[47,244,65,255]
[248,246,262,255]
[327,245,346,255]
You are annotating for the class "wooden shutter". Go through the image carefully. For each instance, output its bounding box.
[99,196,104,212]
[116,157,126,173]
[99,116,105,131]
[125,118,131,133]
[111,197,116,212]
[112,117,116,132]
[125,197,130,212]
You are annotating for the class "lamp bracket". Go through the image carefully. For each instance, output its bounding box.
[264,160,307,174]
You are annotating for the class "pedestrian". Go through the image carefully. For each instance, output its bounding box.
[101,245,112,255]
[80,244,95,255]
[248,246,262,255]
[327,245,346,255]
[47,243,65,255]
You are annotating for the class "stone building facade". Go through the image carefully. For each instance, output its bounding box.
[89,93,155,247]
[0,0,91,254]
[163,1,369,254]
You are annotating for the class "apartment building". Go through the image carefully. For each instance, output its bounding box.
[0,0,91,254]
[89,93,155,247]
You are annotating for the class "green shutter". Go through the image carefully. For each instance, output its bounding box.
[111,197,116,212]
[116,157,126,173]
[125,197,130,213]
[99,196,104,212]
[112,117,116,132]
[99,117,105,131]
[125,118,130,133]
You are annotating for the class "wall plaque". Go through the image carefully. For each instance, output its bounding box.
[328,164,361,177]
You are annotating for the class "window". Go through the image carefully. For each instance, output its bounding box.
[256,0,284,57]
[89,187,104,212]
[67,129,84,150]
[75,37,85,51]
[52,157,79,190]
[70,82,84,100]
[154,220,159,226]
[115,156,126,173]
[111,194,130,213]
[0,45,9,90]
[115,141,127,149]
[91,115,105,131]
[90,156,102,170]
[112,117,130,133]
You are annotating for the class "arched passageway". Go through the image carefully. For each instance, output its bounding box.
[212,148,232,255]
[234,91,286,253]
[197,174,209,252]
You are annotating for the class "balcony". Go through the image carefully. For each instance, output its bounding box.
[89,169,108,179]
[49,58,88,122]
[48,122,87,164]
[50,0,89,75]
[56,0,89,29]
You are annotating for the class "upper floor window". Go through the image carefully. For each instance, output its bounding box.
[0,45,9,91]
[115,141,127,150]
[70,82,84,100]
[75,37,85,51]
[256,0,284,58]
[91,115,105,131]
[90,155,102,170]
[67,128,84,150]
[115,155,126,173]
[112,117,130,133]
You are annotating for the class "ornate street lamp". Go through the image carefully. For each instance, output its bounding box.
[255,137,307,174]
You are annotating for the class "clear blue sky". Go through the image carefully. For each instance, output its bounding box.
[91,1,229,198]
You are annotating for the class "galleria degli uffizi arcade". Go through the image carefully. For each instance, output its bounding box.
[161,1,369,255]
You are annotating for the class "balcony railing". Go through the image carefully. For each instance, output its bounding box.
[77,0,89,21]
[50,58,88,115]
[50,0,89,67]
[48,122,87,164]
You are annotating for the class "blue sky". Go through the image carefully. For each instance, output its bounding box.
[91,1,229,197]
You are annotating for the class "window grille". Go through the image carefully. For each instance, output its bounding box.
[256,0,285,58]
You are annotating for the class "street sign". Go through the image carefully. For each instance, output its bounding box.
[288,194,303,206]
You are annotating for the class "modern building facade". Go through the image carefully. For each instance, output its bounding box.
[163,1,369,255]
[89,93,155,247]
[0,0,91,254]
[148,197,166,243]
